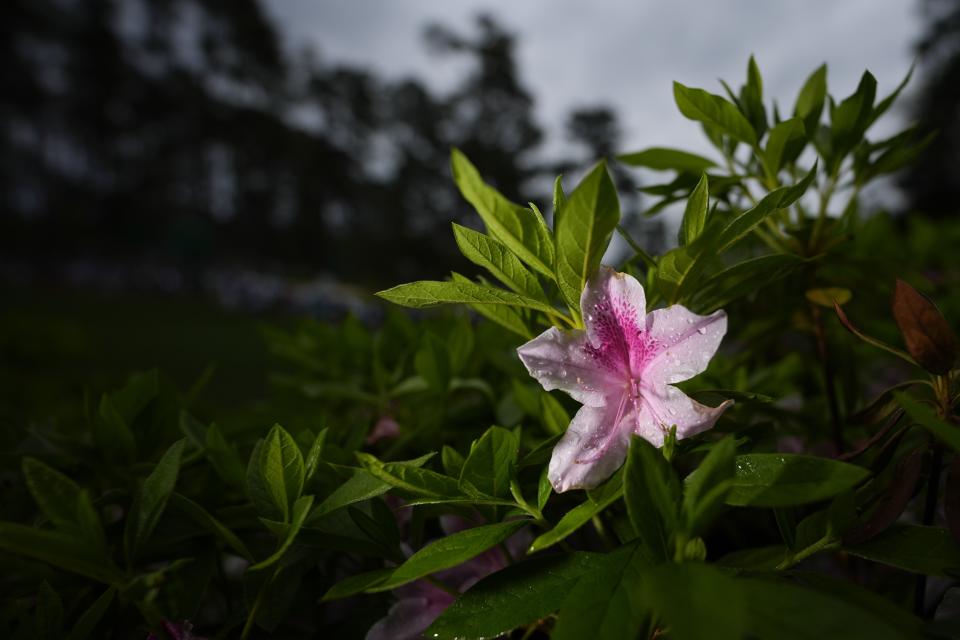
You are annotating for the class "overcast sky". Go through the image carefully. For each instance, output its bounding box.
[261,0,922,162]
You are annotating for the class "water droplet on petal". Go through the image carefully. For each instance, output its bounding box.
[697,327,707,334]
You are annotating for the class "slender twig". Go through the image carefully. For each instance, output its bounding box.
[810,302,844,452]
[809,172,838,253]
[914,376,951,617]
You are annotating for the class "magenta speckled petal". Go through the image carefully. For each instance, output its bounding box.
[579,266,650,376]
[548,401,634,493]
[641,383,733,441]
[517,327,620,407]
[643,306,727,385]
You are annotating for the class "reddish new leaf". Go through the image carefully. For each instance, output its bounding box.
[844,447,924,545]
[891,279,958,374]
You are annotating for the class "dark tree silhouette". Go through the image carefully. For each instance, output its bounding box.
[902,0,960,216]
[0,3,639,289]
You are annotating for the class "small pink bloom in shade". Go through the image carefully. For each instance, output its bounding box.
[518,266,733,493]
[366,519,531,640]
[146,620,206,640]
[366,415,401,445]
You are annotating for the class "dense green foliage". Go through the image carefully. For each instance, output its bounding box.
[3,58,960,639]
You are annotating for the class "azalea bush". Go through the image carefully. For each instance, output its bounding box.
[3,58,960,639]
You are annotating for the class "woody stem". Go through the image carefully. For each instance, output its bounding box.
[810,302,844,452]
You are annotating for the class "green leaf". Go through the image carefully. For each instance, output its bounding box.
[110,369,159,425]
[65,588,115,640]
[624,436,680,562]
[308,468,390,523]
[205,422,246,488]
[321,568,393,601]
[554,161,621,313]
[449,272,532,339]
[377,278,558,316]
[552,544,652,640]
[452,224,547,301]
[727,454,870,507]
[806,287,853,307]
[0,522,124,585]
[657,241,710,305]
[95,394,137,463]
[691,253,804,313]
[895,392,960,452]
[845,525,960,577]
[304,428,328,483]
[793,64,827,136]
[370,520,528,592]
[446,316,475,374]
[540,392,570,436]
[740,55,768,138]
[674,82,757,145]
[459,426,519,499]
[428,552,600,639]
[683,436,736,536]
[249,494,315,571]
[618,147,717,172]
[253,425,305,522]
[125,438,185,564]
[830,71,877,162]
[553,175,566,218]
[716,162,817,251]
[247,439,278,520]
[764,117,807,177]
[856,131,935,185]
[658,166,813,305]
[451,149,555,278]
[679,172,709,246]
[537,466,552,511]
[357,452,461,499]
[349,498,400,555]
[21,457,90,531]
[170,493,255,562]
[869,63,913,127]
[640,561,917,640]
[717,545,789,570]
[792,492,855,554]
[415,333,450,392]
[529,474,623,553]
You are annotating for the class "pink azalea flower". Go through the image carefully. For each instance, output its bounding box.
[518,267,732,492]
[366,517,530,640]
[366,415,401,444]
[146,620,206,640]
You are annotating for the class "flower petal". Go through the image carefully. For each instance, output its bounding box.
[366,596,451,640]
[548,398,633,492]
[638,383,732,444]
[517,327,620,407]
[579,267,648,375]
[643,307,727,385]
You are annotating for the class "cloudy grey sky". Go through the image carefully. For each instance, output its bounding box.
[261,0,922,162]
